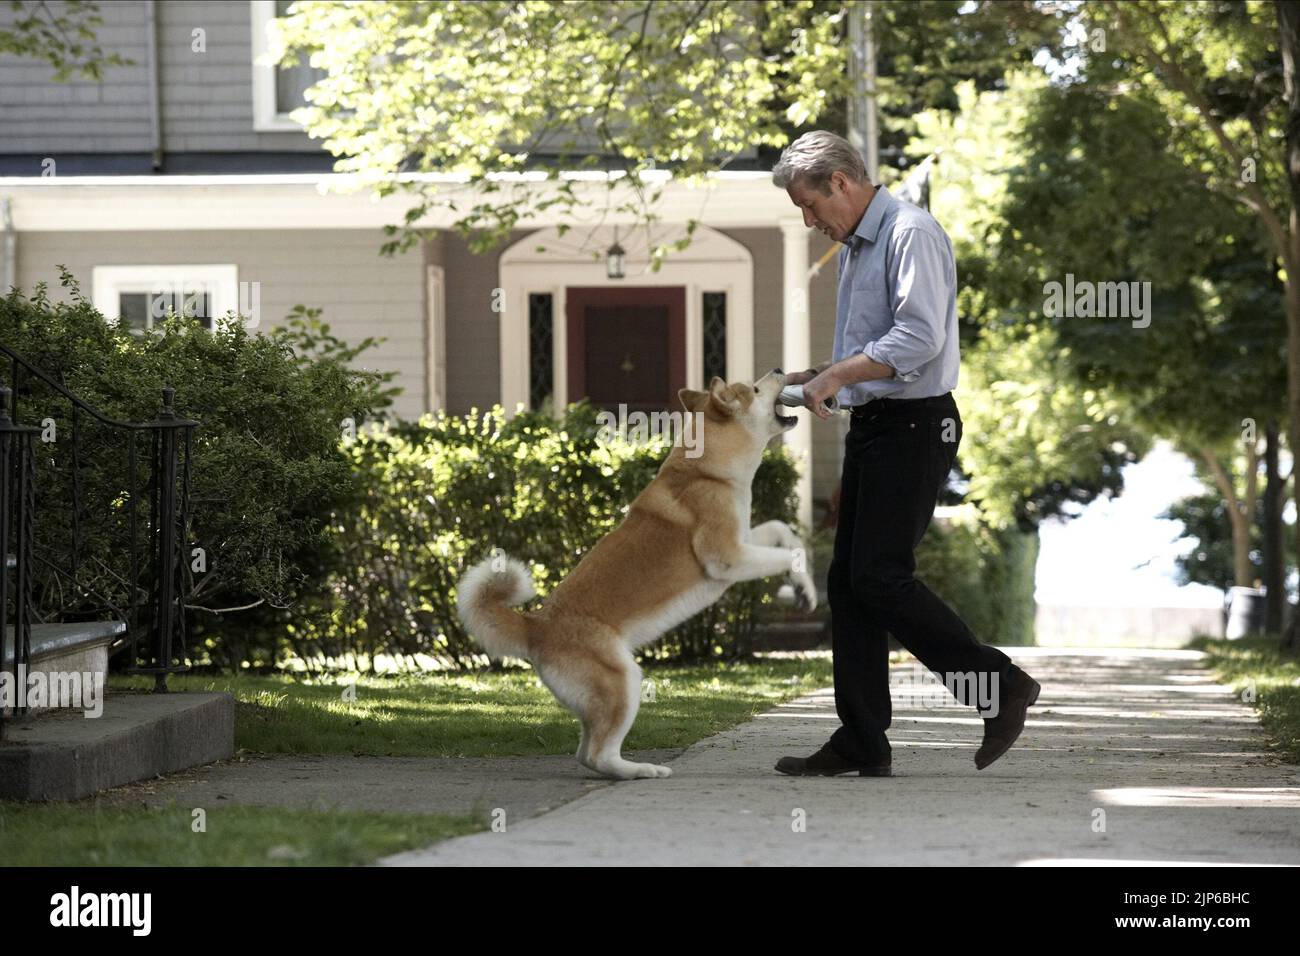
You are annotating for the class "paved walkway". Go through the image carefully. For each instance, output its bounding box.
[94,749,681,819]
[382,648,1300,866]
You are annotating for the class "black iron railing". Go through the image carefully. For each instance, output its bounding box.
[0,345,198,717]
[0,386,36,736]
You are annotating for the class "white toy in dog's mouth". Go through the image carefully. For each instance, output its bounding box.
[777,384,838,417]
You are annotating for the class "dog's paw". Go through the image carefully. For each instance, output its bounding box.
[794,575,819,612]
[594,760,674,780]
[776,522,801,550]
[621,761,673,779]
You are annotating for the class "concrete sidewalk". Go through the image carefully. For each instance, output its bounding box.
[382,647,1300,866]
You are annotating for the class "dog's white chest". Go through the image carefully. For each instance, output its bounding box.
[623,579,730,649]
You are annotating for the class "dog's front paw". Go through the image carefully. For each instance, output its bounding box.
[625,762,673,779]
[777,523,803,551]
[794,575,819,612]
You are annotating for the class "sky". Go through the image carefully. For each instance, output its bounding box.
[1033,440,1264,609]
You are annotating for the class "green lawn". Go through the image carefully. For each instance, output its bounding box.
[0,801,482,866]
[1189,634,1300,763]
[108,656,836,757]
[1,655,835,866]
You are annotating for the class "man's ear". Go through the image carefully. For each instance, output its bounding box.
[678,387,707,412]
[707,377,741,418]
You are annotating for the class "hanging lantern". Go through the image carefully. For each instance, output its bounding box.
[606,228,626,280]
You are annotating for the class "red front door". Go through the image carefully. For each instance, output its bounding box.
[566,286,687,414]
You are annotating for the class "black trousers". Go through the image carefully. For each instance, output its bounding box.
[826,391,1016,764]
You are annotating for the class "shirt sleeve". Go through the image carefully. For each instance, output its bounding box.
[862,227,951,381]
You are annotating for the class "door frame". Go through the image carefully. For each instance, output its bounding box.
[498,224,755,416]
[564,285,686,407]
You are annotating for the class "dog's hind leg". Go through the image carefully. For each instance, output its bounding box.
[586,652,672,780]
[576,720,592,768]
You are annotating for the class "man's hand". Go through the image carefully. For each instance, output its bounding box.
[783,360,832,388]
[798,353,900,420]
[803,367,841,421]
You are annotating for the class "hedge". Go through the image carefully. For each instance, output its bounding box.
[915,507,1039,647]
[290,402,804,669]
[0,276,395,669]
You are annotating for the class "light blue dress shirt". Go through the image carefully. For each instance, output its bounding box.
[832,185,961,406]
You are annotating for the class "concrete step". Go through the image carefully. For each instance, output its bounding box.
[2,622,124,714]
[0,690,235,800]
[3,620,125,666]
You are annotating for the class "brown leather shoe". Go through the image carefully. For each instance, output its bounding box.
[974,667,1041,770]
[775,743,892,777]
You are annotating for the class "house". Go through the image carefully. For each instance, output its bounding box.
[0,0,855,530]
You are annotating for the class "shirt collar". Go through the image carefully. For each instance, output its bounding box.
[848,185,892,248]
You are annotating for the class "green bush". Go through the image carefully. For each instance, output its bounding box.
[915,508,1039,646]
[293,401,803,669]
[3,272,802,672]
[0,274,395,669]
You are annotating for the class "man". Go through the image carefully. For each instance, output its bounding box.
[770,130,1040,776]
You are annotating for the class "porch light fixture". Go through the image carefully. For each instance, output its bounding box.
[606,229,626,280]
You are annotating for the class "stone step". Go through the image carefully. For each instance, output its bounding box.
[2,621,125,716]
[0,690,235,800]
[3,620,124,669]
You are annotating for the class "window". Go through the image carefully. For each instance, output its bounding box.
[91,266,239,332]
[250,0,326,132]
[528,293,554,412]
[702,291,727,382]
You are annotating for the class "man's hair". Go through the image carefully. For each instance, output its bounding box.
[771,130,869,195]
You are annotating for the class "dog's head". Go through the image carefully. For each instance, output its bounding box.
[676,369,795,450]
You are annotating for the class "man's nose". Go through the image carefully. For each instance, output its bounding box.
[802,207,815,228]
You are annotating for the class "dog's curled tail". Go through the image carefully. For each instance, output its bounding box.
[456,553,536,660]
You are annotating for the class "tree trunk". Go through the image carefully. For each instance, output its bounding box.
[1201,449,1252,587]
[1275,0,1300,650]
[1263,420,1287,633]
[1283,210,1300,651]
[1244,433,1260,582]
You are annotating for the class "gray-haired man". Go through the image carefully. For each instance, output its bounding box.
[771,130,1041,776]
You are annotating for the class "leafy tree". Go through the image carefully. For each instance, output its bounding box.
[272,0,1063,261]
[816,0,1066,170]
[983,52,1288,587]
[0,0,130,80]
[907,75,1151,530]
[1067,0,1298,643]
[1163,485,1295,596]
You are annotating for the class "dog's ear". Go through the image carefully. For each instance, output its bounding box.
[707,377,741,418]
[678,387,707,412]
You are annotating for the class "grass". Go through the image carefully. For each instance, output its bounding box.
[108,656,836,757]
[3,656,835,865]
[0,801,483,866]
[1188,633,1300,763]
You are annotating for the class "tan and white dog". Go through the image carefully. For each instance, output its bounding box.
[456,369,818,780]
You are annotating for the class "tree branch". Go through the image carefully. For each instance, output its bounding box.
[1106,1,1292,267]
